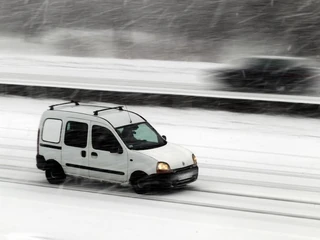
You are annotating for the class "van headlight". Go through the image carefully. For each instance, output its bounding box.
[157,162,171,173]
[192,154,197,165]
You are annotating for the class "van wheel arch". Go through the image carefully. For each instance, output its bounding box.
[45,159,61,169]
[130,171,150,194]
[45,159,66,184]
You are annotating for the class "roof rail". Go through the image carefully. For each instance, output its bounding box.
[49,100,79,110]
[93,106,124,116]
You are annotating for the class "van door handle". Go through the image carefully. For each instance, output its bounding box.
[81,150,86,158]
[91,152,98,157]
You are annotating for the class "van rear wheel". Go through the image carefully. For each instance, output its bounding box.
[45,166,66,184]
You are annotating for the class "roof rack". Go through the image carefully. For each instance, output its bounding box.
[93,106,124,116]
[49,100,79,110]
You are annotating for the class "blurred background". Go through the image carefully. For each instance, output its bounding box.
[1,0,320,62]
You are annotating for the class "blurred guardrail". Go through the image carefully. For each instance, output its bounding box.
[0,54,320,117]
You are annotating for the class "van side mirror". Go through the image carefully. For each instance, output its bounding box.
[162,135,167,141]
[117,147,124,154]
[110,146,123,154]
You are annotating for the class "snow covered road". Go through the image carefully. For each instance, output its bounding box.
[1,96,320,239]
[2,180,320,240]
[0,54,214,91]
[1,54,320,104]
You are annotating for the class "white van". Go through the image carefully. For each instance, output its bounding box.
[36,101,199,193]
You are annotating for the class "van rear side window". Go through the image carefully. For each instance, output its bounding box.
[64,121,88,148]
[42,118,62,143]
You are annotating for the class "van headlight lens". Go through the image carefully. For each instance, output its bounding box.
[192,154,197,165]
[157,162,171,173]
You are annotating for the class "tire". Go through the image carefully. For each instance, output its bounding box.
[130,172,150,194]
[132,184,150,194]
[45,165,66,184]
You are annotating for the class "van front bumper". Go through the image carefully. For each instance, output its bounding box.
[141,164,199,189]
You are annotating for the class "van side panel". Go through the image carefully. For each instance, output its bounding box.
[39,145,62,163]
[128,151,158,177]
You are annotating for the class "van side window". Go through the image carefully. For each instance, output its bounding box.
[64,121,88,148]
[42,118,62,143]
[92,125,120,152]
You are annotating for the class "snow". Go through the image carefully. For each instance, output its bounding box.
[0,54,320,102]
[1,96,320,239]
[0,53,217,86]
[1,181,318,240]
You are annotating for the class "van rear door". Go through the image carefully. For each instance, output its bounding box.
[38,118,63,168]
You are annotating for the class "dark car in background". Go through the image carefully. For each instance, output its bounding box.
[210,56,319,94]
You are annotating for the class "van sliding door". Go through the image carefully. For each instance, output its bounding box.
[62,119,90,177]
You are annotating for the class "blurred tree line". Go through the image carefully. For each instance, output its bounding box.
[0,0,319,58]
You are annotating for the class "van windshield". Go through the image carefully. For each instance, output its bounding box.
[116,122,166,150]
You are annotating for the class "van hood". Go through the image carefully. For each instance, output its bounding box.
[138,143,194,169]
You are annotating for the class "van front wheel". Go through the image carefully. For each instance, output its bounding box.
[130,172,150,194]
[45,167,66,184]
[132,183,150,194]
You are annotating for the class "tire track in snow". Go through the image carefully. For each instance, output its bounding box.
[2,162,320,199]
[0,174,320,222]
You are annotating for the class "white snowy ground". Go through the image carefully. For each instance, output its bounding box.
[1,54,320,103]
[0,53,217,88]
[1,96,320,240]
